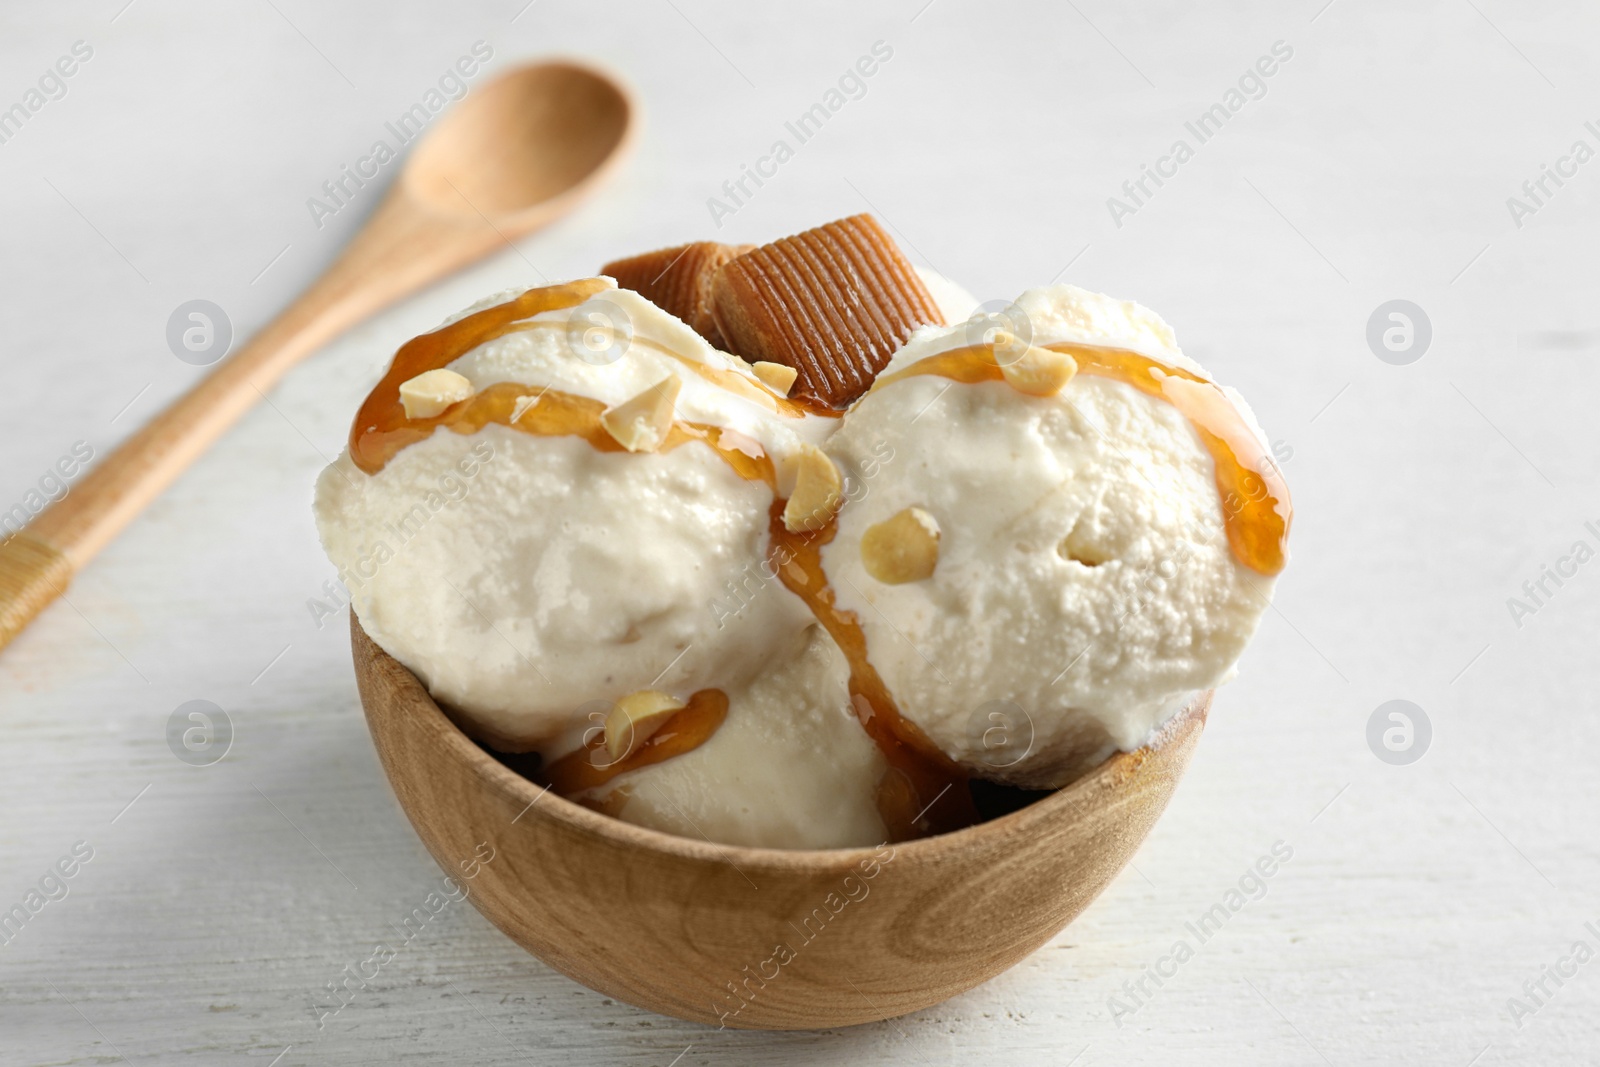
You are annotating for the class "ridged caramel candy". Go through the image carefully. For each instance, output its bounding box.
[710,215,945,409]
[602,242,753,351]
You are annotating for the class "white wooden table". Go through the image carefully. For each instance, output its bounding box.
[3,2,1597,1063]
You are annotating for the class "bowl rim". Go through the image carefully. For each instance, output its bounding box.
[357,615,1211,872]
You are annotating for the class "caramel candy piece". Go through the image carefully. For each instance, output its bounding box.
[710,215,945,409]
[602,242,753,350]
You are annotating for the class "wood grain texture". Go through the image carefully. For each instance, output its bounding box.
[0,60,634,652]
[351,615,1209,1030]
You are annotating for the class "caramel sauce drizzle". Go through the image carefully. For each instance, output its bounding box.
[357,378,778,485]
[767,504,978,840]
[349,279,815,475]
[874,342,1292,576]
[540,689,730,794]
[352,279,606,473]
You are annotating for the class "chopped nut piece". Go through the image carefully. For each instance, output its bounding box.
[398,368,474,420]
[509,393,541,424]
[600,376,682,453]
[711,215,946,409]
[861,507,941,584]
[751,361,799,395]
[997,339,1078,397]
[782,443,844,533]
[602,242,753,350]
[603,690,687,762]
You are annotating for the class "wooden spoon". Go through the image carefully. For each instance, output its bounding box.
[351,615,1209,1029]
[0,59,635,650]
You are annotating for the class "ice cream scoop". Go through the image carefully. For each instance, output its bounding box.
[316,282,823,754]
[567,624,891,849]
[820,285,1283,788]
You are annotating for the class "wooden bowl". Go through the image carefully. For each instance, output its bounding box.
[351,615,1208,1030]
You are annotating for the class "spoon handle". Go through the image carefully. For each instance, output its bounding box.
[0,192,477,651]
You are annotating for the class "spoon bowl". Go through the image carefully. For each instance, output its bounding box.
[406,60,634,221]
[352,616,1209,1030]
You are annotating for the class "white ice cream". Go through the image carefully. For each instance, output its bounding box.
[318,425,813,752]
[578,625,890,849]
[316,284,821,753]
[821,285,1275,787]
[316,270,1280,845]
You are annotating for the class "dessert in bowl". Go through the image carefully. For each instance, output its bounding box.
[319,215,1289,1026]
